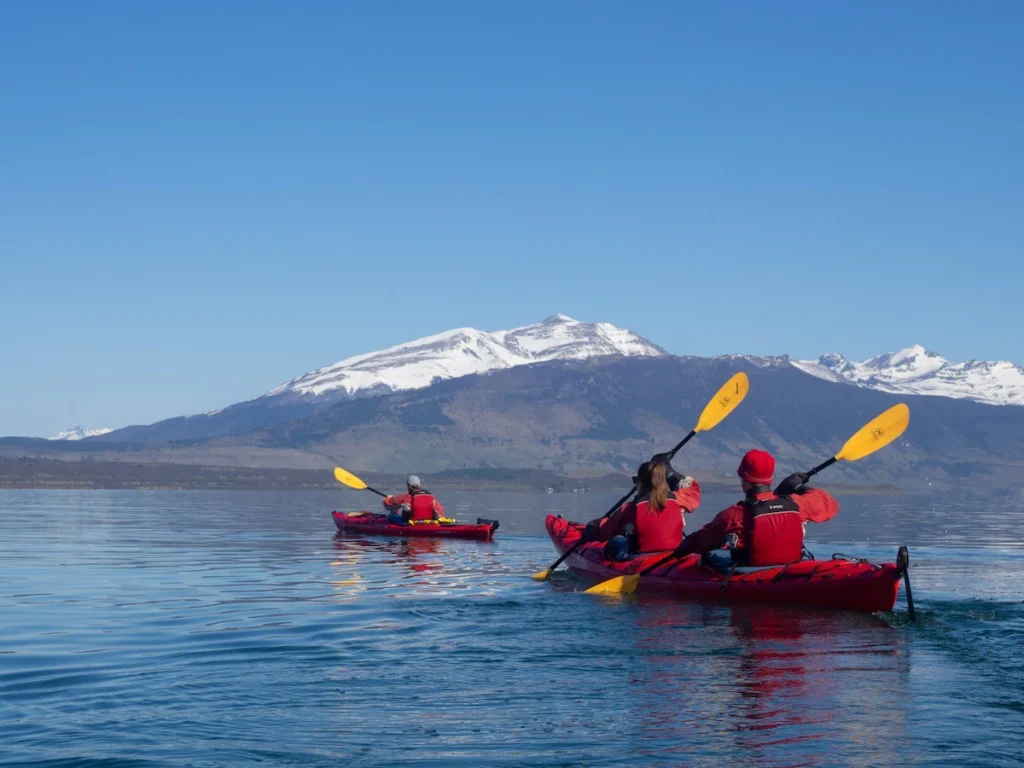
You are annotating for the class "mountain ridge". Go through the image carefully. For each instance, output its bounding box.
[36,319,1024,447]
[794,345,1024,406]
[90,315,665,444]
[49,426,113,441]
[17,355,1024,491]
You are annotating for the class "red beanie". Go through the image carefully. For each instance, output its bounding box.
[737,449,775,484]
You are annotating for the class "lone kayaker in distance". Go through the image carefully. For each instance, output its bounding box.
[586,458,701,560]
[675,449,839,567]
[383,475,445,525]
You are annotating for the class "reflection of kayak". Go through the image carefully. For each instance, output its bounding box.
[546,515,901,613]
[333,511,499,541]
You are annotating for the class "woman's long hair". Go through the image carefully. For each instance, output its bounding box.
[647,462,669,511]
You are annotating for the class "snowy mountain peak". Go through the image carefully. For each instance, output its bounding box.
[49,426,114,441]
[860,345,947,378]
[267,315,665,401]
[793,346,1024,406]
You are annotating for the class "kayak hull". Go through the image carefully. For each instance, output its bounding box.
[545,515,901,613]
[333,511,498,541]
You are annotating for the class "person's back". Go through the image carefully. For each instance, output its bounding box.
[743,491,804,565]
[407,487,441,521]
[631,495,682,553]
[677,449,839,566]
[596,463,683,558]
[383,475,446,524]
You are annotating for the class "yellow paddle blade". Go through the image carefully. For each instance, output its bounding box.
[584,574,640,595]
[835,403,910,462]
[333,466,368,490]
[695,372,750,433]
[531,568,553,582]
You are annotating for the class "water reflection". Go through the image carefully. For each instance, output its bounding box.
[606,599,911,765]
[0,490,1020,767]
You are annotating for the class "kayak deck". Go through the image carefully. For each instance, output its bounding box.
[333,511,499,541]
[546,515,901,613]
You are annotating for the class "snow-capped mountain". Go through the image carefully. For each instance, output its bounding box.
[91,315,667,444]
[49,426,114,441]
[793,345,1024,406]
[267,314,665,400]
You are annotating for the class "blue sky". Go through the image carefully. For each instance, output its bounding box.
[2,1,1021,437]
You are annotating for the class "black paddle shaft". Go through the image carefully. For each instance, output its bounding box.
[807,456,837,479]
[366,487,388,498]
[667,430,697,462]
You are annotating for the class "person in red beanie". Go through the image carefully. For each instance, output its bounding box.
[674,449,839,566]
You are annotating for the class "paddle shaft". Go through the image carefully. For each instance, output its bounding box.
[365,487,388,498]
[668,430,697,461]
[807,456,837,479]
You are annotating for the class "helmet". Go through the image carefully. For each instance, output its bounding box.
[407,475,422,489]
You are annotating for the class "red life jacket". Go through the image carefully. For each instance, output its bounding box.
[745,495,803,566]
[409,489,437,521]
[634,497,683,553]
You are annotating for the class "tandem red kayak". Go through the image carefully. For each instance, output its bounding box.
[333,511,499,541]
[545,515,908,614]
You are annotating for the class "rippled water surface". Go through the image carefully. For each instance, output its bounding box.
[2,490,1023,767]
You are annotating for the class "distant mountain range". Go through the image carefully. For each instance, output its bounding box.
[14,316,1024,490]
[268,313,664,400]
[794,345,1024,406]
[49,426,113,441]
[14,354,1024,491]
[86,315,666,443]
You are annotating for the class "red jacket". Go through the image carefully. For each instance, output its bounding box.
[383,491,445,521]
[678,488,839,562]
[598,481,700,548]
[597,497,683,553]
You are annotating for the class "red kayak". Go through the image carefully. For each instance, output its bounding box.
[333,511,499,541]
[546,515,905,614]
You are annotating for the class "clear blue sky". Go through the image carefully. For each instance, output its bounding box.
[2,1,1021,437]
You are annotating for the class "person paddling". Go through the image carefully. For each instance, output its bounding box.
[586,460,698,560]
[383,475,445,525]
[675,449,838,567]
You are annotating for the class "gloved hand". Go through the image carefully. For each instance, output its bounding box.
[582,520,600,542]
[775,472,811,496]
[672,542,689,559]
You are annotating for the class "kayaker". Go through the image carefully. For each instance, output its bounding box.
[382,475,445,525]
[587,461,690,560]
[674,449,839,567]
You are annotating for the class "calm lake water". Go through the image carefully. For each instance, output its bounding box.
[1,489,1022,767]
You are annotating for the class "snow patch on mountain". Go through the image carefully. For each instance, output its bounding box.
[267,315,665,400]
[49,426,114,441]
[793,346,1024,406]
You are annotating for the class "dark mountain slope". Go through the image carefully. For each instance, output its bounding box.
[220,356,1024,489]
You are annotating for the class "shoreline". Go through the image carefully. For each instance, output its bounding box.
[0,457,905,494]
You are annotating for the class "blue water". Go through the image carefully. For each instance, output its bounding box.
[1,489,1022,766]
